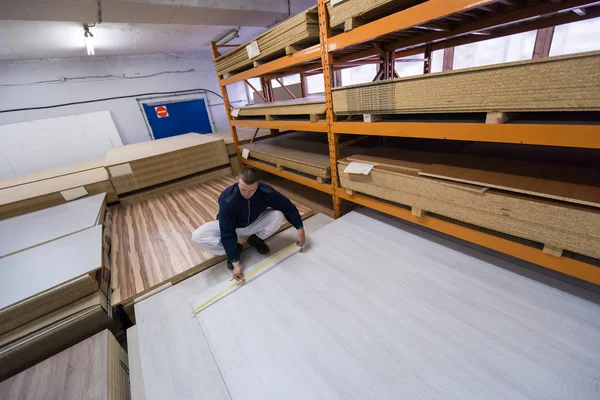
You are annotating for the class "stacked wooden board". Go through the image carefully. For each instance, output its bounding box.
[327,0,424,31]
[0,330,130,399]
[215,8,319,75]
[232,96,326,120]
[0,194,112,380]
[104,133,230,197]
[0,159,117,220]
[240,131,368,181]
[208,128,271,175]
[332,51,600,115]
[339,146,600,259]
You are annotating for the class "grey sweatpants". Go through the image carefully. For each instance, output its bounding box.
[191,210,284,256]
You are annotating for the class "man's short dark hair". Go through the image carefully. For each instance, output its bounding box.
[239,166,260,184]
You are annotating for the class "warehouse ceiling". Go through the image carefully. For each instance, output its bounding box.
[0,0,315,61]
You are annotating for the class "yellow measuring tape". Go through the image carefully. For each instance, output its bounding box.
[192,243,300,314]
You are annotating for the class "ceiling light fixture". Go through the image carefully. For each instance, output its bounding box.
[215,29,239,46]
[83,24,95,56]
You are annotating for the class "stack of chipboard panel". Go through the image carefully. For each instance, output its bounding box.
[0,159,117,220]
[241,131,369,181]
[332,51,600,115]
[339,147,600,259]
[0,194,112,380]
[327,0,424,31]
[104,133,230,203]
[0,330,130,400]
[215,7,319,75]
[207,128,271,174]
[232,96,326,119]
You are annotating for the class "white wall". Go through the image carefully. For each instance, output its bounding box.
[0,52,249,144]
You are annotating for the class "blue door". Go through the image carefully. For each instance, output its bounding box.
[143,98,213,140]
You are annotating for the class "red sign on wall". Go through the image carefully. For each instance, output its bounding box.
[155,105,169,118]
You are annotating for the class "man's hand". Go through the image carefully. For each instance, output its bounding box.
[232,261,244,281]
[297,228,306,247]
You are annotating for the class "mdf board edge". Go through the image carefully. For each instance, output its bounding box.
[107,329,131,400]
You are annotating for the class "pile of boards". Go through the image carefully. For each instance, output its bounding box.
[0,193,113,380]
[0,159,117,220]
[232,96,326,120]
[0,133,232,219]
[207,128,271,174]
[333,51,600,115]
[0,330,130,400]
[241,131,370,182]
[215,8,319,76]
[104,133,230,204]
[327,0,425,31]
[339,144,600,260]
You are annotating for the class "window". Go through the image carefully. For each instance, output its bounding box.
[550,17,600,56]
[430,50,444,73]
[453,31,537,70]
[341,64,378,85]
[306,73,324,94]
[271,74,301,88]
[396,54,425,77]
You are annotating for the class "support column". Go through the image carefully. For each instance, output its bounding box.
[532,27,555,59]
[318,0,341,218]
[442,47,455,71]
[423,43,432,74]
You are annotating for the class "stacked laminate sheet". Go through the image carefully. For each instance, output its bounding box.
[339,147,600,259]
[327,0,424,30]
[104,133,229,195]
[0,194,110,380]
[215,8,319,75]
[233,96,326,119]
[0,330,130,400]
[241,131,365,180]
[333,51,600,115]
[0,159,116,220]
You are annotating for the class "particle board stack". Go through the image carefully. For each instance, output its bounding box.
[0,159,117,220]
[0,195,112,380]
[241,131,365,181]
[339,147,600,259]
[207,128,271,174]
[215,8,319,76]
[333,51,600,115]
[0,330,130,400]
[327,0,424,31]
[232,96,326,119]
[104,133,230,200]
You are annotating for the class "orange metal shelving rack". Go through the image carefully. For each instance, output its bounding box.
[211,0,600,286]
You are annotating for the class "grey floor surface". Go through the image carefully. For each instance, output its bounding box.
[135,210,600,400]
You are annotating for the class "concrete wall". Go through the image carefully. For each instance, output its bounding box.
[0,52,249,144]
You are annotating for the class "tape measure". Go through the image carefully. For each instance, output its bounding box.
[192,243,301,314]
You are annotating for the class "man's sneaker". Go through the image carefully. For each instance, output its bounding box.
[248,234,270,255]
[227,243,243,270]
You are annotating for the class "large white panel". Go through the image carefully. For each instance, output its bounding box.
[0,157,15,180]
[6,137,113,176]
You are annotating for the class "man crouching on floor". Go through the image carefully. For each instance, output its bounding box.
[192,166,305,280]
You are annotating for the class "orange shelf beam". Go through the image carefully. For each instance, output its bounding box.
[332,122,600,149]
[231,119,328,132]
[337,189,600,286]
[243,159,334,195]
[220,44,321,86]
[327,0,494,53]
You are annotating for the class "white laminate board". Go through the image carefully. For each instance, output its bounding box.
[127,326,147,400]
[0,225,103,311]
[134,213,333,400]
[0,193,106,258]
[190,210,600,400]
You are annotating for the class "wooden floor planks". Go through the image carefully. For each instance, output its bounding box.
[187,209,600,400]
[110,177,312,306]
[134,213,334,400]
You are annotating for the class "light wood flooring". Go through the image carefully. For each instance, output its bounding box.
[136,209,600,400]
[110,177,312,306]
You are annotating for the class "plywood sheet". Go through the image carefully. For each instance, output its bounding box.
[187,210,600,399]
[0,330,124,400]
[333,51,600,114]
[419,157,600,208]
[110,177,312,306]
[234,96,326,117]
[0,193,106,258]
